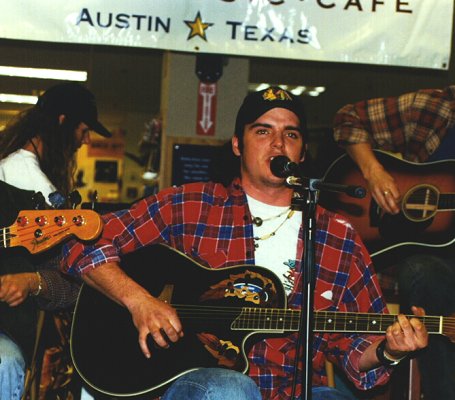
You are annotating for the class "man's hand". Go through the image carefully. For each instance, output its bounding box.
[383,307,428,360]
[127,293,184,358]
[345,143,400,215]
[359,306,428,371]
[0,272,38,306]
[364,165,400,215]
[82,262,184,359]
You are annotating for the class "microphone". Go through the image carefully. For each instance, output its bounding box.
[270,155,366,199]
[270,155,300,178]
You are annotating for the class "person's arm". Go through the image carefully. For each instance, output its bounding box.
[0,271,45,306]
[359,307,428,371]
[62,188,184,356]
[323,222,427,389]
[334,89,452,214]
[81,262,183,357]
[345,143,400,214]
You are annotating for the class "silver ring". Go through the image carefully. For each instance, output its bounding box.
[383,190,389,196]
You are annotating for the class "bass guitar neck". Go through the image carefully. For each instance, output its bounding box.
[1,209,103,254]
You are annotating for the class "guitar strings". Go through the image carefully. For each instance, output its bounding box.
[167,304,454,331]
[1,225,77,246]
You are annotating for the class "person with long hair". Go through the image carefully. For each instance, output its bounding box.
[0,82,111,400]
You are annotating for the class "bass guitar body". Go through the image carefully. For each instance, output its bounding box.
[320,150,455,258]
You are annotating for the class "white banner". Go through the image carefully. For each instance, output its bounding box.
[0,0,453,70]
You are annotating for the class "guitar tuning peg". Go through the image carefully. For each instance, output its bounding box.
[32,191,46,210]
[88,190,98,210]
[68,190,82,209]
[48,191,66,209]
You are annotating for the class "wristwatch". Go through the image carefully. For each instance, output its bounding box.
[376,339,406,366]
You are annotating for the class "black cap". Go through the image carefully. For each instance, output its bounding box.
[235,87,306,136]
[36,82,112,138]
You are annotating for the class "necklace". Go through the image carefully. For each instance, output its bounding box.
[251,207,291,227]
[253,210,295,248]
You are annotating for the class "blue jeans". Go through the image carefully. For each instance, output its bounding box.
[0,332,26,400]
[162,368,261,400]
[162,368,355,400]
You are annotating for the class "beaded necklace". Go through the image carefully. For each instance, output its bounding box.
[253,210,295,248]
[251,207,291,227]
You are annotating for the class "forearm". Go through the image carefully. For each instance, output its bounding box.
[81,261,183,356]
[345,143,386,180]
[358,339,384,371]
[81,262,152,309]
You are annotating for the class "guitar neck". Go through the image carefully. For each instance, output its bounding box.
[232,309,446,335]
[439,193,455,211]
[1,209,103,254]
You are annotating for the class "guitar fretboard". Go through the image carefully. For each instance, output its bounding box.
[439,193,455,211]
[0,227,12,249]
[232,308,443,335]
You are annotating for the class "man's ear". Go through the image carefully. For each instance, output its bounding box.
[299,144,307,163]
[58,114,66,125]
[232,136,241,156]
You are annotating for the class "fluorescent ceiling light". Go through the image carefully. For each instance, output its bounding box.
[0,66,87,81]
[0,93,38,104]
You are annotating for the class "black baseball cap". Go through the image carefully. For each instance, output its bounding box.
[235,87,306,137]
[36,82,112,138]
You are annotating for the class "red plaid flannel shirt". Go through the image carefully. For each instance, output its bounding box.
[62,179,391,398]
[333,86,455,162]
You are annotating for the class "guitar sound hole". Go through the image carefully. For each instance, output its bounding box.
[402,185,439,222]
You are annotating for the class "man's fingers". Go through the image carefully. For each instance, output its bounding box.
[411,306,426,317]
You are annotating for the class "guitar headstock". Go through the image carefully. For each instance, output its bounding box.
[3,209,103,254]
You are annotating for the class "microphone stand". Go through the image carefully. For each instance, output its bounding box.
[290,182,318,400]
[287,175,366,400]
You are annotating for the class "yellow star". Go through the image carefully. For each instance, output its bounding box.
[184,11,213,41]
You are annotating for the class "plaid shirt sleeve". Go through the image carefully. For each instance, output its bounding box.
[61,186,179,275]
[333,86,455,162]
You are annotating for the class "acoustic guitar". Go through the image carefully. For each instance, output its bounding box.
[319,150,455,259]
[0,209,103,254]
[70,244,455,398]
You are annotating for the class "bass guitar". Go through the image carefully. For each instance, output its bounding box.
[0,209,103,254]
[320,150,455,258]
[70,244,455,397]
[0,208,103,362]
